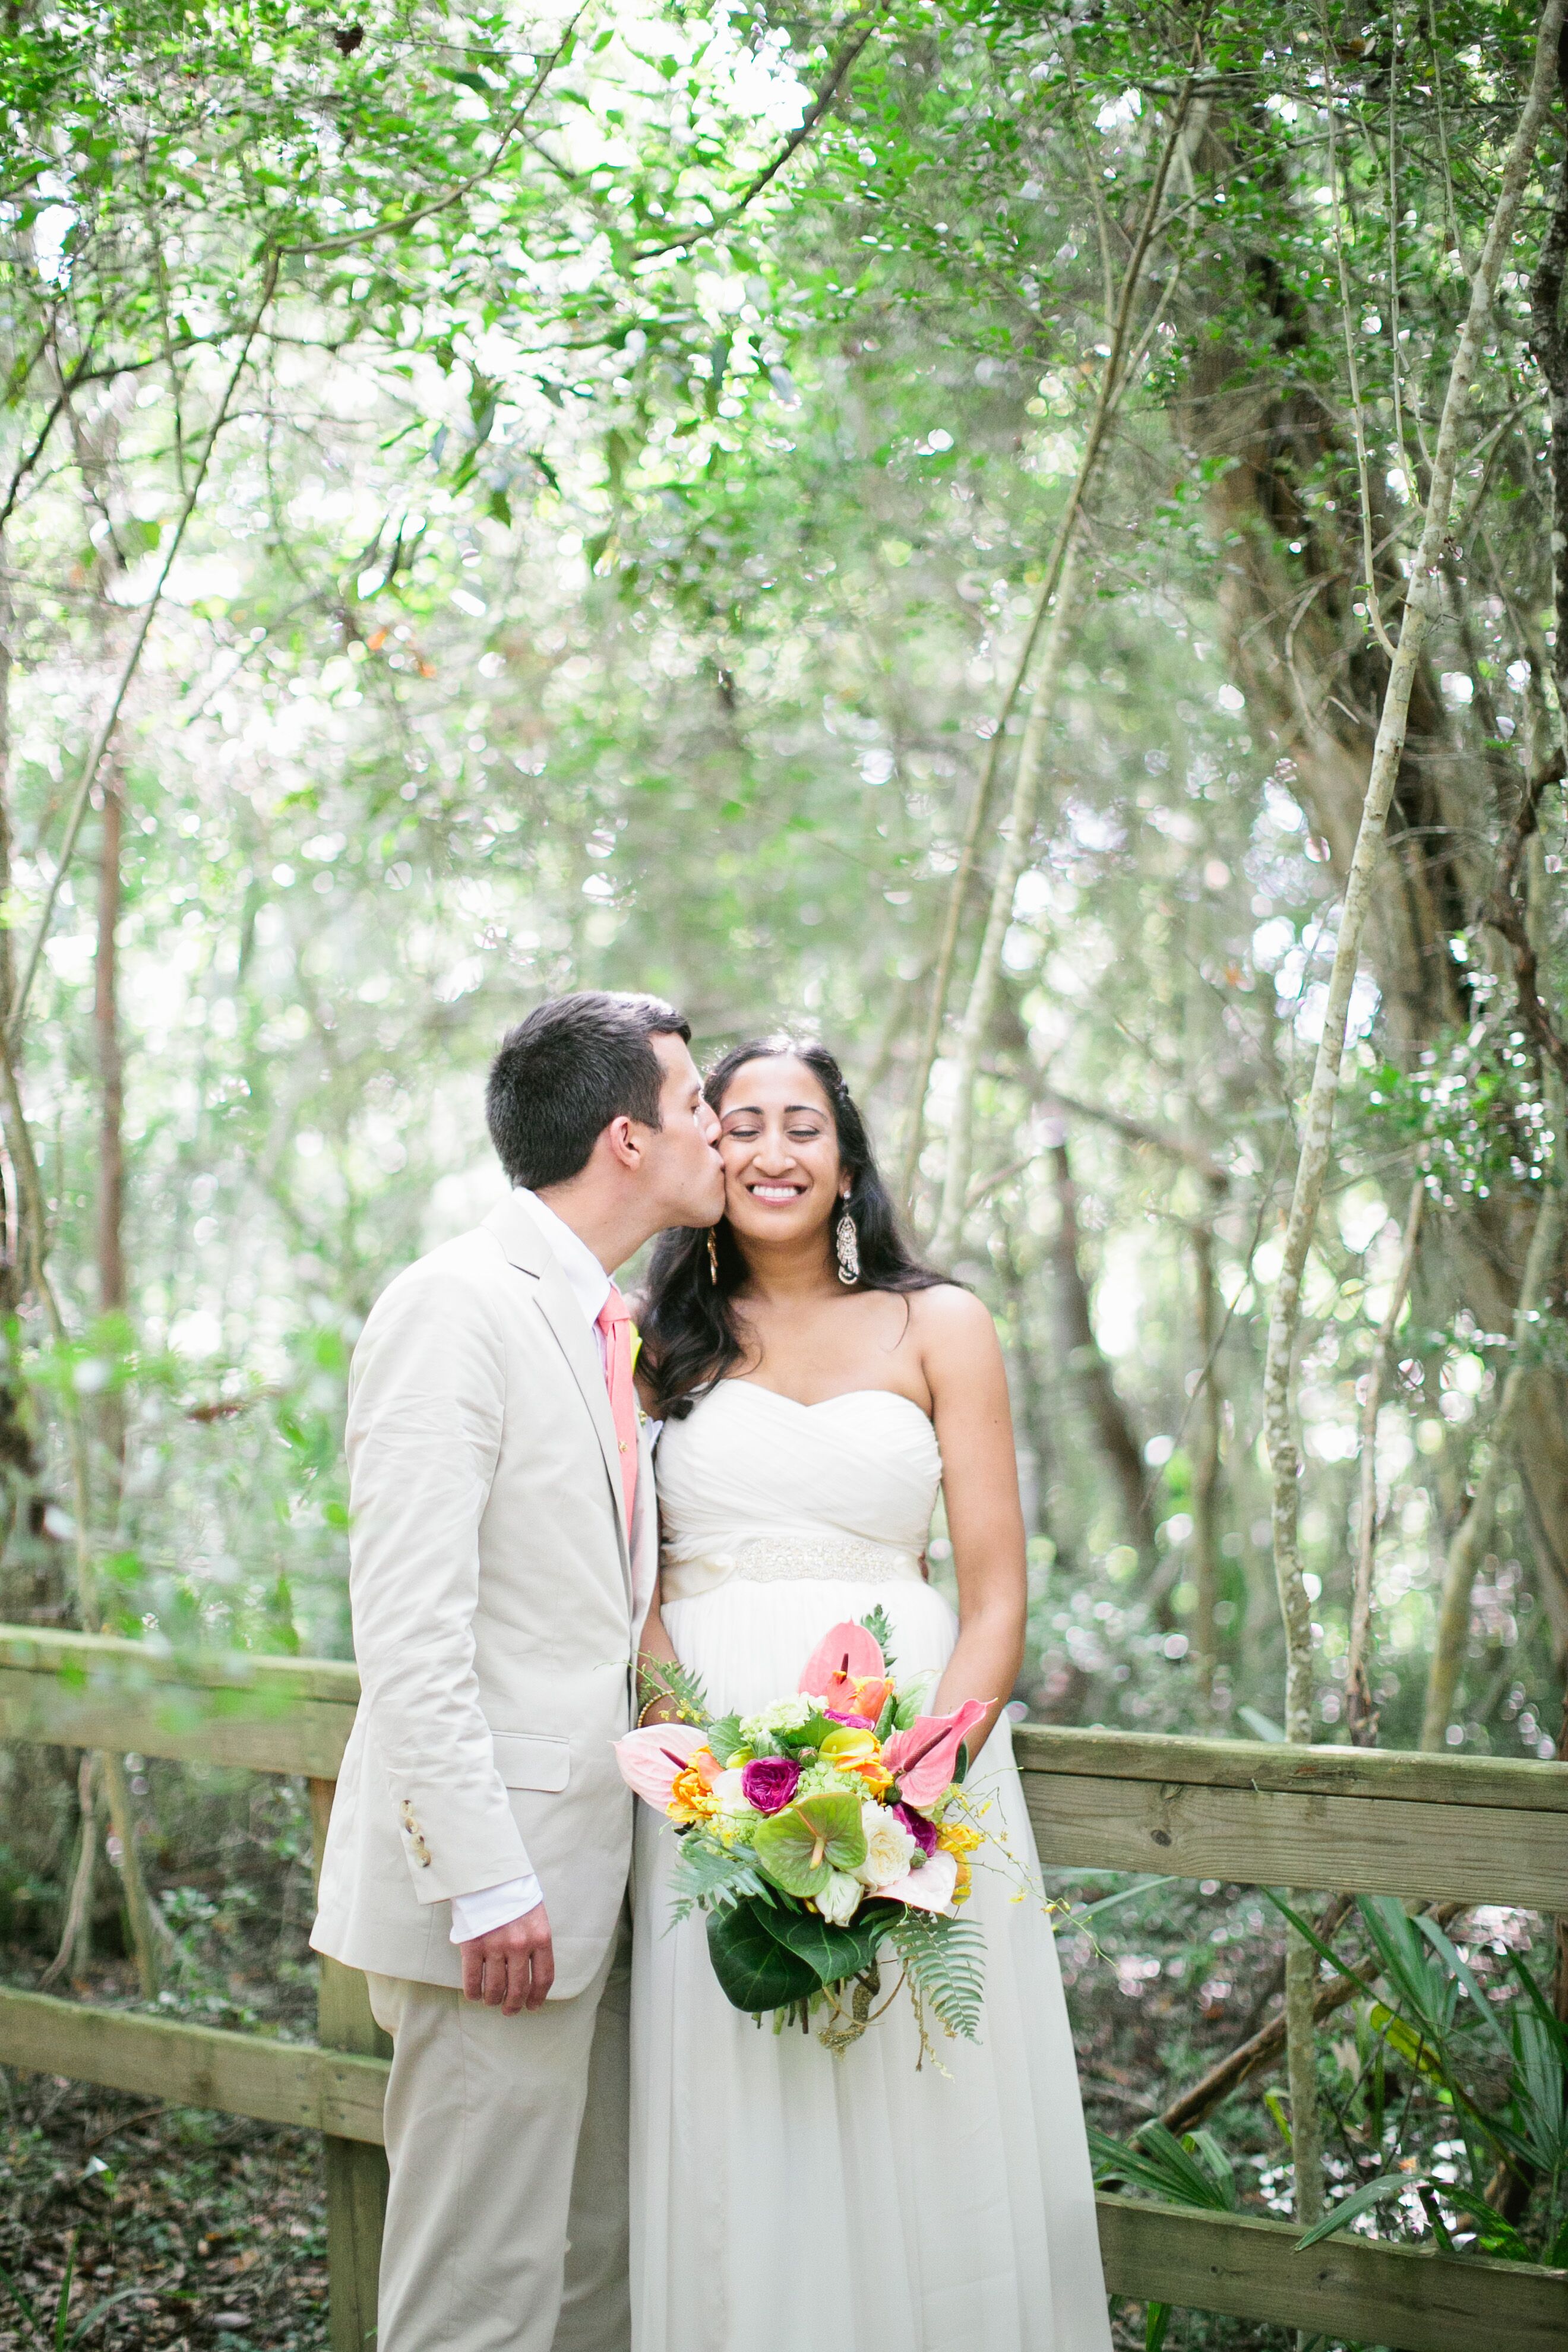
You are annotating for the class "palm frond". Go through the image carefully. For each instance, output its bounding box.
[1089,2122,1238,2211]
[858,1602,896,1673]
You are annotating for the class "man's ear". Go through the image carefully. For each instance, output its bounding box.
[603,1113,641,1172]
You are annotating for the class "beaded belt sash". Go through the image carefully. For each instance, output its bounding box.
[662,1532,924,1601]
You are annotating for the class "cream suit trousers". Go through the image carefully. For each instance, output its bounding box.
[366,1913,630,2352]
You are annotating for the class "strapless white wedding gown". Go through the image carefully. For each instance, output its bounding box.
[630,1381,1112,2351]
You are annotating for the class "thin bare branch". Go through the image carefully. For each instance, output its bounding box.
[7,253,280,1044]
[930,44,1208,1259]
[292,11,588,260]
[632,12,883,264]
[1320,12,1398,658]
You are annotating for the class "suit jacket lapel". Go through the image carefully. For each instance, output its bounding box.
[482,1196,633,1592]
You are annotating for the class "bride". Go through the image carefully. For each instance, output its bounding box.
[631,1038,1111,2352]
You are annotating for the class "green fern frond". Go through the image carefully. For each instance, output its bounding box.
[668,1833,772,1923]
[637,1656,712,1727]
[889,1911,985,2041]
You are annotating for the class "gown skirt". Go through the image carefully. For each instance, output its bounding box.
[630,1560,1114,2352]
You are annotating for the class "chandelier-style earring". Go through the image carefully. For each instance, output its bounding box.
[834,1200,860,1287]
[707,1230,720,1284]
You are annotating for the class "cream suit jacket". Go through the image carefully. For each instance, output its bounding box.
[311,1191,657,1999]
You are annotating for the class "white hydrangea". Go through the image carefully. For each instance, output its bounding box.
[856,1800,918,1889]
[817,1870,864,1926]
[739,1695,815,1746]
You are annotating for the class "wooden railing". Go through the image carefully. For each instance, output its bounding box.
[0,1624,1564,2352]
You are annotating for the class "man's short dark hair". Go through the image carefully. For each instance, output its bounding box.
[486,991,692,1190]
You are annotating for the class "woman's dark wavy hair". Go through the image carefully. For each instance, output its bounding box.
[640,1037,948,1418]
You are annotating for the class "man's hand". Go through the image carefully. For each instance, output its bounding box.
[459,1900,554,2015]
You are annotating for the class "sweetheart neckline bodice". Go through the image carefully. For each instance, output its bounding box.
[719,1379,933,1427]
[655,1368,943,1597]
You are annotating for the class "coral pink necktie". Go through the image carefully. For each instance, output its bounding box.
[595,1284,638,1533]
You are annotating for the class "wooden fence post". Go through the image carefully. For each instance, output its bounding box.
[309,1778,390,2352]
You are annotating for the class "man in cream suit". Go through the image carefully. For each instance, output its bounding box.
[311,991,723,2351]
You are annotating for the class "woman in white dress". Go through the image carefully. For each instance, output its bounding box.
[632,1039,1112,2352]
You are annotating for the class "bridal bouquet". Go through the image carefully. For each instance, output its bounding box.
[614,1611,989,2054]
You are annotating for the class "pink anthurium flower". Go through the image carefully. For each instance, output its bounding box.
[881,1699,990,1810]
[878,1847,958,1914]
[612,1724,708,1809]
[798,1620,886,1702]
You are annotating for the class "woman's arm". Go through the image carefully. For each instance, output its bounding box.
[918,1288,1028,1756]
[636,1579,687,1725]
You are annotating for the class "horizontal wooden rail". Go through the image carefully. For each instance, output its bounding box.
[3,1624,1563,2343]
[0,1986,387,2142]
[0,1627,357,1777]
[1,1627,1563,1905]
[1096,2192,1568,2352]
[1013,1724,1568,1911]
[0,1986,1559,2352]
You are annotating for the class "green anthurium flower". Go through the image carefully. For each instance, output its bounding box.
[752,1791,868,1896]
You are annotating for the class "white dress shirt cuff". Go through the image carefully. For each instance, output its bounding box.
[448,1871,545,1945]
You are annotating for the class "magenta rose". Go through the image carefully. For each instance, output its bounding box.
[742,1757,802,1814]
[893,1800,938,1857]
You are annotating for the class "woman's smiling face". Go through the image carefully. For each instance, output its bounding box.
[715,1055,844,1249]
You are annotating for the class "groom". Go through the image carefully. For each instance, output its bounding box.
[311,991,723,2351]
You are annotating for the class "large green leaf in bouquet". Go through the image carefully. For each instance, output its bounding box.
[760,1898,900,1990]
[706,1900,820,2012]
[751,1791,867,1897]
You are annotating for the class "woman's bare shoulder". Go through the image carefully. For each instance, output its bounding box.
[905,1282,998,1353]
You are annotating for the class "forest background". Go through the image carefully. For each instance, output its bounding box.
[0,3,1564,2347]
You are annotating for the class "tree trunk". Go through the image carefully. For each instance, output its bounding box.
[1181,50,1568,1642]
[1190,1213,1223,1713]
[1243,3,1566,2229]
[1420,1165,1564,1749]
[95,778,126,1487]
[1047,1136,1158,1577]
[998,1216,1079,1575]
[923,75,1202,1250]
[0,580,55,1620]
[1347,1181,1425,1746]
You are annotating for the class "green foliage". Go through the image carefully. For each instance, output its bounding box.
[705,1898,819,2014]
[704,1711,745,1766]
[0,2230,149,2348]
[1263,1892,1568,2262]
[887,1910,985,2043]
[857,1602,896,1672]
[665,1832,770,1926]
[1293,2170,1424,2253]
[1089,2122,1239,2212]
[636,1657,711,1727]
[755,1897,895,1992]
